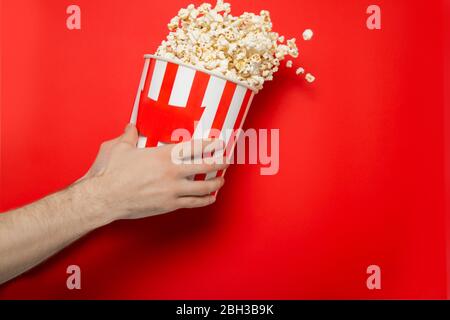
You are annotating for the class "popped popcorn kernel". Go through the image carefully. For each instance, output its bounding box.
[295,67,305,75]
[178,8,190,20]
[305,73,315,83]
[286,60,293,68]
[302,29,313,41]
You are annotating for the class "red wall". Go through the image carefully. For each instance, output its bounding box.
[1,0,448,299]
[444,0,450,300]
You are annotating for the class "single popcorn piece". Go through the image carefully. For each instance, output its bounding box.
[167,17,180,31]
[295,67,305,75]
[305,73,315,83]
[287,38,296,49]
[178,8,190,20]
[155,1,303,91]
[302,29,313,41]
[215,0,231,12]
[286,60,293,68]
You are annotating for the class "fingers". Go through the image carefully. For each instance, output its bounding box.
[177,177,225,196]
[171,139,225,161]
[179,158,229,176]
[119,124,139,147]
[176,195,217,209]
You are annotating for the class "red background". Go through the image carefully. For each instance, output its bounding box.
[1,0,449,299]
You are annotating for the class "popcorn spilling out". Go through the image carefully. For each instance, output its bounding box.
[305,73,315,83]
[295,67,305,75]
[302,29,313,41]
[156,1,315,90]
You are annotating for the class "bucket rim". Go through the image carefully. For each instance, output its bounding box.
[144,54,259,93]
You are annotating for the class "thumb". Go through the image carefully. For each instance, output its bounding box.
[120,123,139,147]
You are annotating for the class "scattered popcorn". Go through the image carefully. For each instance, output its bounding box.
[305,73,315,83]
[302,29,313,41]
[156,1,304,90]
[286,60,293,68]
[295,67,305,75]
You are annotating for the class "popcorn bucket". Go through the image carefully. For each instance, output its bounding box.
[130,54,257,181]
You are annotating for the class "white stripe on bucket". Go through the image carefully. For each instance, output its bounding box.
[137,135,148,149]
[148,60,167,101]
[205,86,247,180]
[130,58,151,124]
[192,76,227,139]
[240,93,254,129]
[219,92,255,179]
[139,59,151,91]
[169,66,196,107]
[220,86,248,141]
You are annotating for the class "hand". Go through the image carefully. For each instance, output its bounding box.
[78,124,228,223]
[0,124,229,285]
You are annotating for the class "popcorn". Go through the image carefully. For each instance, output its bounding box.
[156,1,314,90]
[302,29,313,41]
[305,73,316,83]
[295,67,305,75]
[198,3,212,14]
[178,8,190,20]
[167,17,180,31]
[290,48,299,58]
[249,53,262,63]
[215,0,231,13]
[287,38,296,48]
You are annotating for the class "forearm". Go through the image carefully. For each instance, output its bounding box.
[0,179,110,285]
[0,125,226,285]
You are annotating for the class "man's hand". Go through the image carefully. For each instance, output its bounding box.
[0,124,228,285]
[79,124,227,223]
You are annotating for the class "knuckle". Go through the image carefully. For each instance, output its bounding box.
[173,182,187,196]
[100,141,111,150]
[111,142,125,152]
[171,163,186,177]
[116,141,131,148]
[202,163,215,172]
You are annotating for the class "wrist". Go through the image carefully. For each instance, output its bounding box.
[68,177,117,230]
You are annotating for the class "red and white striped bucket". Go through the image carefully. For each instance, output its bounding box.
[130,54,257,181]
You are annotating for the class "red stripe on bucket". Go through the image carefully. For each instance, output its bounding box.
[189,72,211,182]
[210,81,237,136]
[145,62,179,147]
[136,58,156,146]
[216,89,253,179]
[186,71,210,110]
[158,62,179,105]
[202,82,237,184]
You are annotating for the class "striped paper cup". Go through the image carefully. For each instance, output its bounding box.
[130,54,257,182]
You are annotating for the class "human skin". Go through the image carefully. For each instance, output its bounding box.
[0,124,228,285]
